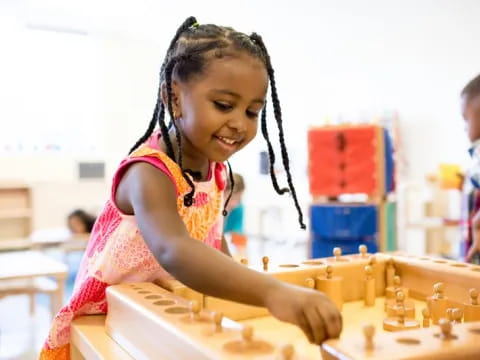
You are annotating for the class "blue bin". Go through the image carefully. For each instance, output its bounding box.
[310,204,377,238]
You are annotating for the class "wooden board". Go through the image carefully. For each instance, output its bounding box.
[105,282,304,360]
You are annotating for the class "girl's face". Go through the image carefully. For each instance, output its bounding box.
[170,53,268,166]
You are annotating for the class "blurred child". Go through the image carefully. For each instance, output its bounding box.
[461,73,480,263]
[67,209,96,234]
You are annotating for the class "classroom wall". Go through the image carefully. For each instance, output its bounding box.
[1,0,480,247]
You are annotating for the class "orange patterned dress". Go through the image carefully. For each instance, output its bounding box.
[40,133,226,359]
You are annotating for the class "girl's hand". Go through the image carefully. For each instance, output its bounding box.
[264,282,342,344]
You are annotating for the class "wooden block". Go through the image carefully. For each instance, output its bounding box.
[386,298,415,318]
[105,282,301,359]
[322,319,480,359]
[427,283,449,325]
[315,265,343,310]
[377,254,480,307]
[204,296,269,321]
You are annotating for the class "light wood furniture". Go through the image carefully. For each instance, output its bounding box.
[0,251,68,317]
[0,183,33,250]
[70,249,480,359]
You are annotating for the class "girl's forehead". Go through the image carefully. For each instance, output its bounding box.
[192,54,268,98]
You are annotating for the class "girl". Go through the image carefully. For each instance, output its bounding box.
[40,17,342,359]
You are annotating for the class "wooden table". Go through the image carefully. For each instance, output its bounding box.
[0,250,68,315]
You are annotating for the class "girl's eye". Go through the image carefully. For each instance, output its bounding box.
[214,101,232,111]
[246,110,259,119]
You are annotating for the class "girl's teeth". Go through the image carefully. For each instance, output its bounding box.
[219,136,235,145]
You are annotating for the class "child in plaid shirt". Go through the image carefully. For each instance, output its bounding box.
[461,73,480,264]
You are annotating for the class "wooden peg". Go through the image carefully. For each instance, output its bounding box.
[363,323,375,351]
[305,277,315,289]
[240,258,248,266]
[262,256,269,271]
[212,311,223,332]
[385,275,409,299]
[437,318,455,340]
[368,255,377,266]
[333,247,342,261]
[464,288,480,322]
[358,244,368,258]
[364,265,375,307]
[428,282,448,325]
[316,265,343,310]
[189,300,201,321]
[242,325,253,344]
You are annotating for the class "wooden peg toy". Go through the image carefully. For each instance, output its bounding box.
[386,257,395,287]
[262,256,269,271]
[333,247,342,261]
[358,244,368,258]
[304,277,315,289]
[363,323,375,351]
[451,308,463,324]
[386,290,415,318]
[368,255,377,266]
[436,318,456,340]
[281,344,294,360]
[212,311,223,332]
[240,258,248,266]
[385,275,409,299]
[364,265,375,307]
[383,305,420,332]
[242,325,254,345]
[464,288,480,322]
[316,265,343,310]
[427,282,448,325]
[189,300,201,321]
[422,307,431,328]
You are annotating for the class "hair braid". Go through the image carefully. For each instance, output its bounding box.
[250,33,306,229]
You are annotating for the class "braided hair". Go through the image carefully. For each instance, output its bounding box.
[129,16,306,229]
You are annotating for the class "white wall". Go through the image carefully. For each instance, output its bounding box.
[1,0,480,241]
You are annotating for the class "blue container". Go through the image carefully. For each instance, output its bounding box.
[310,204,377,238]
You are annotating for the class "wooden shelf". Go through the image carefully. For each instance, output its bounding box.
[0,209,32,219]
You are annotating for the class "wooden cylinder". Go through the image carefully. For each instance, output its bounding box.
[316,276,343,311]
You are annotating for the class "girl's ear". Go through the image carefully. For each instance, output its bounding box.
[161,81,182,119]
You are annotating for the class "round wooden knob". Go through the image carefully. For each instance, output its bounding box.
[213,311,223,330]
[242,325,253,342]
[333,247,342,258]
[434,282,445,296]
[189,300,200,315]
[452,308,462,322]
[395,290,405,302]
[438,318,452,337]
[262,256,269,271]
[359,244,367,256]
[365,265,373,276]
[368,255,377,265]
[305,278,315,289]
[470,288,479,305]
[325,265,333,279]
[281,344,294,360]
[393,276,401,286]
[240,258,248,266]
[363,323,375,350]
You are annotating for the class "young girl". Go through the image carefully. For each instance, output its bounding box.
[40,17,342,359]
[67,209,96,234]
